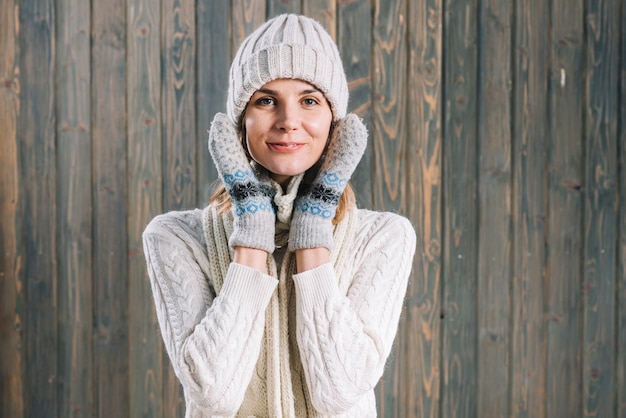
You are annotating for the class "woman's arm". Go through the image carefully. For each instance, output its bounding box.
[293,212,416,414]
[143,211,276,415]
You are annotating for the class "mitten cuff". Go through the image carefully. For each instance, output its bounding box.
[288,211,333,251]
[230,209,276,253]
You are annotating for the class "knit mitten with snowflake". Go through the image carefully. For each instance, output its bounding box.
[289,114,367,251]
[209,113,277,253]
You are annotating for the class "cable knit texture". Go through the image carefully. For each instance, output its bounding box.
[143,204,416,417]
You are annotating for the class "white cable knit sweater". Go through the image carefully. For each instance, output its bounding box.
[143,182,416,417]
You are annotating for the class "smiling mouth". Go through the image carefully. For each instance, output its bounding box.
[268,143,305,152]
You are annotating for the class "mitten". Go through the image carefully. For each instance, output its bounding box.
[288,113,367,251]
[209,113,277,253]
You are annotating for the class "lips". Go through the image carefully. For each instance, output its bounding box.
[268,142,306,152]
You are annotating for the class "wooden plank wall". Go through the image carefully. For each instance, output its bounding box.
[1,1,625,417]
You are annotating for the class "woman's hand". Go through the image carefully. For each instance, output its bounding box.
[209,113,276,255]
[289,113,367,253]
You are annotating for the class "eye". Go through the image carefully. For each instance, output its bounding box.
[302,97,320,106]
[255,97,275,106]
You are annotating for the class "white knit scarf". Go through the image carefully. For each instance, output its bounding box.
[202,174,358,417]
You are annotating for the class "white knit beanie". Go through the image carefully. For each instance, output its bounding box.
[227,14,349,124]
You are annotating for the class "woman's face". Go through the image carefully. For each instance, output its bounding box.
[244,78,333,186]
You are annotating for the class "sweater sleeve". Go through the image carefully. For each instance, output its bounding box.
[292,212,416,414]
[142,211,277,415]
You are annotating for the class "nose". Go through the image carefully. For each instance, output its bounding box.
[275,104,300,132]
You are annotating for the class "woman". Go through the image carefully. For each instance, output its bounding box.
[143,14,416,417]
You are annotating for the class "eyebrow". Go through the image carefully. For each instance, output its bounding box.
[257,87,322,95]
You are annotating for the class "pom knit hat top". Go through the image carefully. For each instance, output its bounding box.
[227,14,349,124]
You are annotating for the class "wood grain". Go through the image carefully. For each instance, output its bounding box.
[582,1,619,416]
[55,0,93,416]
[510,1,548,416]
[406,0,443,417]
[371,0,408,416]
[231,0,267,55]
[0,0,24,416]
[161,0,196,415]
[546,0,584,416]
[338,0,372,208]
[618,4,626,416]
[268,0,300,17]
[476,0,512,417]
[18,1,58,416]
[441,0,478,416]
[91,1,129,416]
[128,0,163,417]
[304,0,335,39]
[196,0,230,205]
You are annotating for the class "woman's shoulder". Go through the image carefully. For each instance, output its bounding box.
[143,208,205,243]
[350,208,416,251]
[354,208,415,235]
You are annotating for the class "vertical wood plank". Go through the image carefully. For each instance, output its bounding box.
[161,0,196,415]
[510,2,548,417]
[127,0,163,417]
[371,1,408,416]
[268,0,300,18]
[56,0,93,416]
[338,0,372,208]
[371,0,408,214]
[476,0,512,417]
[406,0,443,417]
[441,0,479,416]
[162,0,196,213]
[231,0,267,58]
[618,3,626,415]
[546,0,584,416]
[18,1,58,416]
[0,0,24,416]
[196,0,230,205]
[582,1,619,416]
[303,0,335,39]
[91,0,128,416]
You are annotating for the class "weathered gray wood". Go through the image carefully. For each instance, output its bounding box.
[510,1,548,417]
[231,0,267,55]
[197,0,230,205]
[406,0,443,417]
[162,0,196,214]
[3,3,626,418]
[441,0,478,416]
[91,1,129,416]
[582,1,619,416]
[338,0,372,209]
[303,0,335,39]
[55,0,93,416]
[161,0,196,415]
[476,0,512,417]
[128,0,163,417]
[0,0,24,416]
[371,0,408,416]
[546,0,584,416]
[268,0,300,17]
[371,0,408,215]
[618,4,626,415]
[18,1,58,416]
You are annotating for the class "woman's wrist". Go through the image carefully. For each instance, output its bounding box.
[233,246,268,273]
[295,247,330,273]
